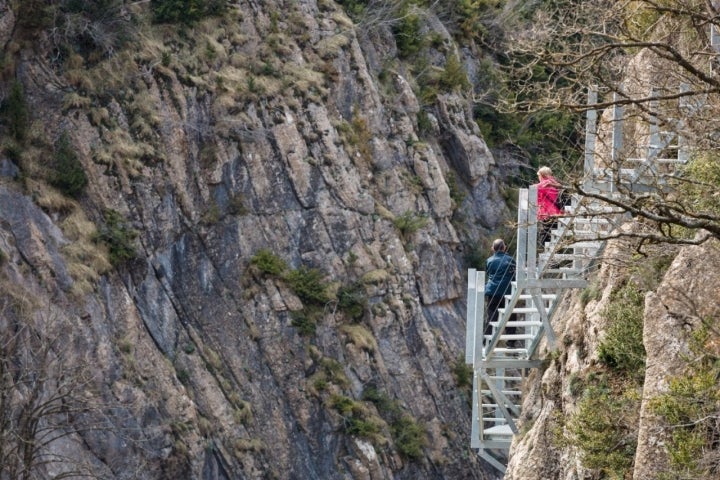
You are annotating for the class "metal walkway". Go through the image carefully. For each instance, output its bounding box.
[465,85,692,474]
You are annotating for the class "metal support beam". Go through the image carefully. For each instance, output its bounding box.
[584,86,598,189]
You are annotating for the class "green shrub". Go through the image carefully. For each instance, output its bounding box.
[392,415,426,458]
[649,324,720,476]
[446,171,466,207]
[330,394,383,438]
[597,283,645,376]
[291,307,321,336]
[95,209,137,265]
[3,81,28,143]
[336,0,368,17]
[228,193,248,215]
[285,266,331,305]
[393,211,429,237]
[566,384,640,477]
[362,385,426,459]
[416,109,433,136]
[250,249,287,276]
[579,283,602,307]
[347,416,381,436]
[393,7,424,58]
[176,368,190,385]
[151,0,227,24]
[452,356,473,389]
[336,282,368,320]
[680,153,720,218]
[51,131,88,198]
[439,54,470,92]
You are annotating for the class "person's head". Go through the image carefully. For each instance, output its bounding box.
[492,238,506,253]
[537,166,553,179]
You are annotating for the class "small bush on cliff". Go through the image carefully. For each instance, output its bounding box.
[439,54,471,92]
[649,323,720,477]
[680,153,720,218]
[363,386,427,459]
[597,282,645,377]
[151,0,227,24]
[336,281,368,320]
[285,266,331,305]
[290,307,322,336]
[452,356,473,389]
[565,380,641,477]
[51,132,88,198]
[393,211,429,238]
[393,5,425,58]
[95,209,137,265]
[330,394,384,439]
[250,249,287,276]
[2,81,29,143]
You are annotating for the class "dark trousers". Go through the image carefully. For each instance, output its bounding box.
[539,218,558,249]
[485,294,516,339]
[485,294,504,337]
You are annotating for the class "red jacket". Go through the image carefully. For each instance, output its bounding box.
[536,176,563,220]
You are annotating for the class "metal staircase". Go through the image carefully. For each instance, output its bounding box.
[465,85,692,474]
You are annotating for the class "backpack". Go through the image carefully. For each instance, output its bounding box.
[555,189,571,210]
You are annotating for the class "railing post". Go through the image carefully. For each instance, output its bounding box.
[583,86,598,189]
[466,268,478,364]
[527,186,538,277]
[517,188,529,283]
[610,91,623,192]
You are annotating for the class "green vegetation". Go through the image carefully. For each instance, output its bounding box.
[563,280,647,477]
[597,283,645,377]
[393,211,429,237]
[335,0,368,17]
[285,266,331,305]
[250,249,288,276]
[649,323,720,477]
[336,282,368,320]
[452,356,473,389]
[579,283,602,307]
[151,0,227,24]
[439,54,470,92]
[330,394,383,438]
[95,209,137,266]
[566,382,641,476]
[2,81,28,143]
[363,386,427,459]
[680,153,720,218]
[393,6,424,58]
[290,307,322,336]
[51,132,88,198]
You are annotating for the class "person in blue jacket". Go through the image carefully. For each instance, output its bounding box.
[484,239,516,337]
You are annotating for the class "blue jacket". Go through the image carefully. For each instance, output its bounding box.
[485,251,516,298]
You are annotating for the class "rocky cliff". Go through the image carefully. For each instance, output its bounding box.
[505,231,720,480]
[0,1,514,478]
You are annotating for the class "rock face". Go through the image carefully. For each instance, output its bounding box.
[0,1,510,479]
[505,235,720,480]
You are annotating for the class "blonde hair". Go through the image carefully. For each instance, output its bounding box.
[537,166,553,178]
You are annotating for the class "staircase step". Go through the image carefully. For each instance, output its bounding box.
[483,425,513,436]
[490,321,542,327]
[505,293,556,301]
[482,417,510,423]
[481,389,521,396]
[484,334,535,341]
[543,263,586,272]
[481,403,521,409]
[489,347,528,355]
[498,307,543,314]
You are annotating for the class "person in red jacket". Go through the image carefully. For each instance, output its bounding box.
[534,166,563,248]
